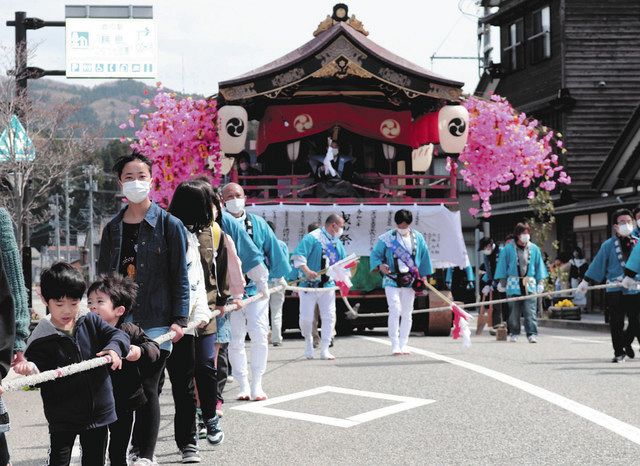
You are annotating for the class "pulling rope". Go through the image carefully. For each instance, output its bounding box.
[3,258,362,391]
[346,283,620,319]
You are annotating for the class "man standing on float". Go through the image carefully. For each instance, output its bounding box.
[221,183,291,401]
[370,209,432,355]
[292,214,347,360]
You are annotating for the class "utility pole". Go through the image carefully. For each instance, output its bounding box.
[6,11,65,309]
[86,167,97,282]
[53,194,61,260]
[64,174,71,262]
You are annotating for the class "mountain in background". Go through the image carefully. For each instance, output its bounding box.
[29,79,206,138]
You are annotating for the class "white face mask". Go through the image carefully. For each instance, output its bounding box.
[335,227,344,238]
[122,180,150,204]
[397,227,410,237]
[519,234,530,244]
[618,222,633,237]
[212,208,218,221]
[482,247,493,256]
[225,198,245,215]
[331,148,339,156]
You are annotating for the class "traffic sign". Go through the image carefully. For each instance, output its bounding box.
[0,115,35,162]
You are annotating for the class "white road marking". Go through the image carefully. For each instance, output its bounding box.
[360,336,640,446]
[550,336,608,344]
[232,385,434,428]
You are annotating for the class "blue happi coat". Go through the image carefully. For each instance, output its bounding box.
[590,235,640,294]
[494,241,548,297]
[445,265,475,285]
[227,212,292,296]
[292,227,346,288]
[370,229,433,288]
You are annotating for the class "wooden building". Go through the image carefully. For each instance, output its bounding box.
[475,0,640,259]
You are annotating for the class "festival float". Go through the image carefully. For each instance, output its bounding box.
[215,4,470,335]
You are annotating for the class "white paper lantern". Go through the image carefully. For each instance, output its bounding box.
[382,143,396,160]
[286,140,301,162]
[217,106,248,155]
[438,105,469,154]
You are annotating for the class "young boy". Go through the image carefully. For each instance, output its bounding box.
[13,263,129,466]
[87,274,160,466]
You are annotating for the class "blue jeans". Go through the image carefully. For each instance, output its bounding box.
[508,298,537,336]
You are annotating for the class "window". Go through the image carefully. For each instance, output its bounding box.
[529,6,551,63]
[503,19,524,71]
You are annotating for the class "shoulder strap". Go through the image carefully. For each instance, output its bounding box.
[211,222,222,251]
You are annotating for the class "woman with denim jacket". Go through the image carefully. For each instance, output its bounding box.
[97,152,189,464]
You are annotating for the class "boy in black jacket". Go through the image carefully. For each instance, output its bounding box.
[13,263,129,466]
[87,274,160,466]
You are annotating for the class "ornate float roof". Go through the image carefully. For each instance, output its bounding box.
[218,8,464,120]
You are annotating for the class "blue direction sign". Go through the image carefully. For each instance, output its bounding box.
[0,115,35,162]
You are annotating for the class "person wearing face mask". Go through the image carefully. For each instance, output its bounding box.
[495,222,548,343]
[97,152,190,464]
[292,214,348,360]
[370,209,433,355]
[576,209,640,362]
[568,247,588,307]
[220,182,291,401]
[632,207,640,238]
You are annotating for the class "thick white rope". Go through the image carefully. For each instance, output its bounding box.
[3,258,362,391]
[348,283,620,319]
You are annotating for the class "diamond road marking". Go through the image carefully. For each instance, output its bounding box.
[231,385,435,428]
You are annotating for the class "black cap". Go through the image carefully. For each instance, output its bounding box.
[478,237,494,251]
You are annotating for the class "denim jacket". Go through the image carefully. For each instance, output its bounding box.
[97,202,190,328]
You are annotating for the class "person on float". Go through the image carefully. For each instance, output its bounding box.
[292,214,347,360]
[221,182,292,401]
[370,209,432,355]
[581,209,640,362]
[494,222,548,344]
[632,206,640,237]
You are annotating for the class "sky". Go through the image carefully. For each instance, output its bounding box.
[0,0,483,95]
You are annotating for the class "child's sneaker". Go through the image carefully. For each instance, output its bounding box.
[180,444,201,463]
[205,415,224,445]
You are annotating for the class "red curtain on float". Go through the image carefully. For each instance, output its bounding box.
[257,103,418,155]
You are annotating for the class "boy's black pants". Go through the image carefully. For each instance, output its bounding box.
[108,410,134,466]
[48,426,108,466]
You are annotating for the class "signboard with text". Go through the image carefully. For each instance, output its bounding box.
[65,18,157,78]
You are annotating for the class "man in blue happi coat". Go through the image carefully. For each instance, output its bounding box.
[370,209,432,355]
[291,214,347,360]
[221,183,292,401]
[579,209,640,362]
[495,222,548,343]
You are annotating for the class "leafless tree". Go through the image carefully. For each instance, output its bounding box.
[0,67,97,250]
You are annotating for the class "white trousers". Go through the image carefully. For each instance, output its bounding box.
[269,287,285,344]
[385,286,415,349]
[299,290,336,349]
[229,297,269,386]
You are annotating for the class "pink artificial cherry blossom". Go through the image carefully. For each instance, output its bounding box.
[456,95,570,217]
[121,84,223,207]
